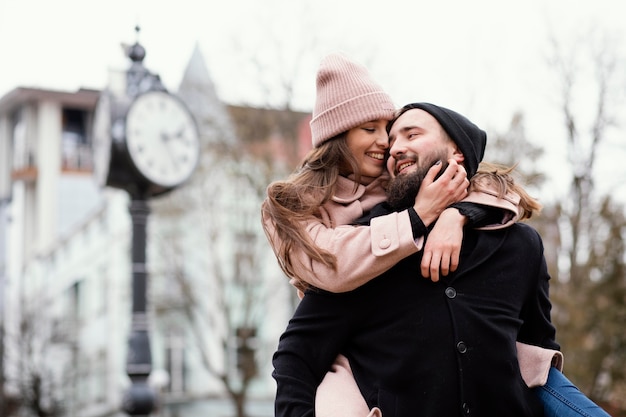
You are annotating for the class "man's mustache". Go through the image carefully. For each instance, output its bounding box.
[386,156,449,211]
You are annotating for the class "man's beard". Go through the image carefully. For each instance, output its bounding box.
[386,151,449,211]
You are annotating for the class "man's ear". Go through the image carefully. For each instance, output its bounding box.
[452,144,465,164]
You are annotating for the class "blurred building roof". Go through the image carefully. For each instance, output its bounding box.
[0,87,99,113]
[227,105,311,169]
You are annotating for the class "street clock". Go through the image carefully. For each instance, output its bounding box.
[125,90,199,189]
[91,40,199,197]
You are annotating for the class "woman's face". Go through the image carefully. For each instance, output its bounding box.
[345,119,389,180]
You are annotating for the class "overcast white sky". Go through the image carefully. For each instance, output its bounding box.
[1,0,625,200]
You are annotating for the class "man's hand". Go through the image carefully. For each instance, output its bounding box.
[421,207,466,282]
[413,159,469,227]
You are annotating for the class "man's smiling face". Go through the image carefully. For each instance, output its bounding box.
[386,108,456,178]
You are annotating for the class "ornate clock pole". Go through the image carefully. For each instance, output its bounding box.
[124,196,153,416]
[92,27,200,417]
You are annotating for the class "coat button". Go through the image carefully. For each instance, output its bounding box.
[379,238,391,249]
[445,287,457,298]
[457,341,467,353]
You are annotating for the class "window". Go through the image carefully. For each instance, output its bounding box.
[69,280,83,325]
[234,231,256,283]
[11,109,32,169]
[62,108,91,170]
[165,332,186,393]
[235,326,258,379]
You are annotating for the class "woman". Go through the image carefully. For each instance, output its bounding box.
[262,53,505,296]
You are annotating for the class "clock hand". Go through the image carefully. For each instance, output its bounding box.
[159,131,183,171]
[171,126,187,142]
[161,126,187,144]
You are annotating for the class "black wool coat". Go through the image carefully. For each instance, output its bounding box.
[273,221,559,417]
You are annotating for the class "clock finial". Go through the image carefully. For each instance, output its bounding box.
[127,25,146,64]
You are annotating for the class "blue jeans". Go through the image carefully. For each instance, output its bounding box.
[534,367,611,417]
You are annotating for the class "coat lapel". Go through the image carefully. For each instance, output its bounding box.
[448,227,511,282]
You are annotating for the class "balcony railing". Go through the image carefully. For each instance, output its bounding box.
[62,143,93,172]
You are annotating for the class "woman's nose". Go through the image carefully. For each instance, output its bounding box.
[376,133,389,149]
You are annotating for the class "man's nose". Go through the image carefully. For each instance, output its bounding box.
[389,139,405,158]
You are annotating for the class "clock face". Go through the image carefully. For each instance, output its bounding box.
[125,91,200,188]
[92,91,113,187]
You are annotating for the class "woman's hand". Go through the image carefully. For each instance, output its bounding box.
[421,207,466,282]
[413,159,469,227]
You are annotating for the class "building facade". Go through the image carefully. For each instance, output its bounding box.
[0,44,309,417]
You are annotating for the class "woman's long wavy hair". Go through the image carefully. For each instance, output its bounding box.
[472,162,542,220]
[261,133,361,280]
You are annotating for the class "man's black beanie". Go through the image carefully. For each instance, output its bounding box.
[388,102,487,178]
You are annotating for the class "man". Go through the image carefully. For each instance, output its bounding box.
[272,103,559,416]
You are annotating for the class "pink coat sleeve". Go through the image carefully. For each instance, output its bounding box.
[264,176,523,293]
[264,208,422,293]
[516,342,564,387]
[462,187,521,230]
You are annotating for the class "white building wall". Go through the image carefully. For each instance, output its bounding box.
[0,114,10,200]
[57,189,131,417]
[36,100,61,253]
[16,105,37,263]
[3,181,25,397]
[0,89,134,417]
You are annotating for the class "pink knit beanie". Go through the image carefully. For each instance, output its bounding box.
[310,53,396,147]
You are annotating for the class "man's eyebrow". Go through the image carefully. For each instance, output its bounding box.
[392,125,419,138]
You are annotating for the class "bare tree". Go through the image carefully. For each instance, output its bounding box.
[144,20,315,415]
[543,26,626,409]
[483,111,546,190]
[475,100,626,412]
[149,126,304,416]
[0,323,21,416]
[1,298,67,417]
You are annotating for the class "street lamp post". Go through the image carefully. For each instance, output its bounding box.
[122,197,155,416]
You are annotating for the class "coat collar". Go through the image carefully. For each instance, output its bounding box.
[445,227,511,283]
[332,173,389,205]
